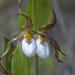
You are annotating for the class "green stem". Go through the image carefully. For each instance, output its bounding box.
[35,55,38,75]
[32,0,36,31]
[26,57,29,75]
[32,0,38,75]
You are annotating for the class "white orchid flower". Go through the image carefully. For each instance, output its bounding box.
[22,32,37,57]
[36,37,50,59]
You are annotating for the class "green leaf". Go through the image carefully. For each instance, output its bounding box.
[18,0,52,31]
[18,9,27,31]
[2,37,14,71]
[11,42,33,75]
[25,0,52,31]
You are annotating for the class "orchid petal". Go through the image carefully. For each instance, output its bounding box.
[6,45,17,62]
[40,33,65,56]
[0,41,12,60]
[55,50,63,63]
[39,9,56,33]
[0,32,25,60]
[19,13,33,31]
[22,38,36,57]
[18,0,21,13]
[18,0,33,31]
[39,33,65,62]
[11,31,25,41]
[36,38,50,59]
[0,63,12,75]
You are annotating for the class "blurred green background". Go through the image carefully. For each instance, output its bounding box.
[0,0,75,75]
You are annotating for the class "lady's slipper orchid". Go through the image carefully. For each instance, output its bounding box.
[22,37,36,57]
[0,0,65,64]
[36,37,50,59]
[0,0,66,75]
[22,32,37,57]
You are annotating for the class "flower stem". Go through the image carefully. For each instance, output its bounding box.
[26,57,29,75]
[32,0,38,75]
[32,0,36,31]
[35,55,38,75]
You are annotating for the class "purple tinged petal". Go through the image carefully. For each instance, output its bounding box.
[0,31,25,60]
[39,9,56,33]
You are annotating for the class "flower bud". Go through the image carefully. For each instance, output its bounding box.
[22,38,36,57]
[36,38,50,59]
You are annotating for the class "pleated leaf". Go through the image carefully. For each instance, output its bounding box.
[2,37,14,71]
[11,42,33,75]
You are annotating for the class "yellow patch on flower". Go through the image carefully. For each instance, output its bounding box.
[39,36,46,44]
[23,32,32,43]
